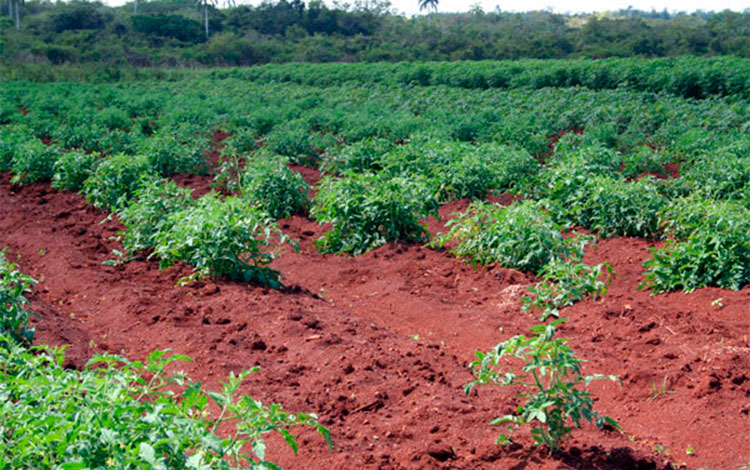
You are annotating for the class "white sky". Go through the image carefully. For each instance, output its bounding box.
[105,0,749,15]
[360,0,748,15]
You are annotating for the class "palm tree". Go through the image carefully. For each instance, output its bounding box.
[11,0,22,30]
[196,0,217,39]
[418,0,438,14]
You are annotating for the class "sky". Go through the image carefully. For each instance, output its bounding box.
[105,0,749,15]
[371,0,748,15]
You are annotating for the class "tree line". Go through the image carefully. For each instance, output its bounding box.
[2,0,750,67]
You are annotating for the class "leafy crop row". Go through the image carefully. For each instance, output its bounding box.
[0,252,330,469]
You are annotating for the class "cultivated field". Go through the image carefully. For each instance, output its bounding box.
[1,58,749,469]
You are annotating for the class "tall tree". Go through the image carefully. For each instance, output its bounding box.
[197,0,216,39]
[418,0,438,14]
[12,0,21,30]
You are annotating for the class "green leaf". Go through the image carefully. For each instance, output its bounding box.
[139,442,156,464]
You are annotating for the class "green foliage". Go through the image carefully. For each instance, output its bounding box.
[522,259,614,320]
[561,176,666,238]
[83,153,155,210]
[642,199,750,293]
[117,179,196,255]
[241,153,309,219]
[0,126,33,172]
[266,121,320,164]
[95,107,132,132]
[433,201,585,274]
[140,132,207,177]
[0,249,36,346]
[10,140,60,185]
[52,149,99,192]
[153,194,292,287]
[131,14,204,43]
[465,319,619,452]
[223,128,262,154]
[313,173,438,255]
[0,343,331,469]
[320,137,393,175]
[678,151,750,200]
[433,144,538,201]
[620,145,668,179]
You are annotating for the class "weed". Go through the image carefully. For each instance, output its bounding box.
[522,259,614,320]
[648,376,676,401]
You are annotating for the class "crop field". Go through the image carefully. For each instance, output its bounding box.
[1,57,750,469]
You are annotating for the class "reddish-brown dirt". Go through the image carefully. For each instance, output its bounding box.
[1,171,749,470]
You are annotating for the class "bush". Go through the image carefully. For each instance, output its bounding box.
[0,249,36,345]
[223,128,262,154]
[312,173,438,255]
[131,14,204,43]
[0,344,331,469]
[153,194,292,287]
[242,154,309,219]
[0,126,34,172]
[620,145,668,179]
[435,144,538,201]
[140,132,207,177]
[10,140,60,185]
[537,145,621,210]
[678,152,750,201]
[118,179,195,255]
[563,176,666,238]
[95,107,132,132]
[52,149,99,192]
[83,153,155,210]
[433,200,586,275]
[643,199,750,292]
[320,137,392,174]
[266,121,317,163]
[522,259,614,320]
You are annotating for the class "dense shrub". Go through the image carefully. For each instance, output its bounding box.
[10,140,60,185]
[562,176,666,238]
[0,249,36,345]
[131,14,204,43]
[140,132,207,177]
[0,126,34,172]
[242,154,309,219]
[433,200,588,274]
[313,173,438,255]
[52,149,99,191]
[83,153,155,209]
[643,199,750,292]
[154,194,291,287]
[320,137,392,174]
[95,107,132,132]
[117,179,195,254]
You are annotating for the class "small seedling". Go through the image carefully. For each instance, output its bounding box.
[648,376,676,401]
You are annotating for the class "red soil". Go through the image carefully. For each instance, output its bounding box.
[1,171,749,470]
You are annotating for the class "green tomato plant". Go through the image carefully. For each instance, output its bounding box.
[465,319,620,452]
